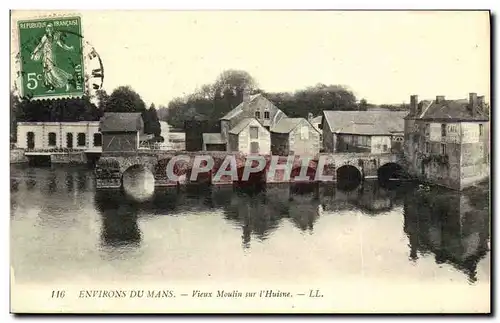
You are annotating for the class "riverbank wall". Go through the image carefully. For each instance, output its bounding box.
[10,149,28,163]
[10,149,99,165]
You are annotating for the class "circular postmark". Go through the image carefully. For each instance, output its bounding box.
[12,13,104,100]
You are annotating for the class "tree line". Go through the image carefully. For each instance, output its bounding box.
[160,69,373,130]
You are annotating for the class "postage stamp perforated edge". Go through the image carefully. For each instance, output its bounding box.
[11,11,88,101]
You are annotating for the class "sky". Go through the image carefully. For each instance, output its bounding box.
[11,10,490,106]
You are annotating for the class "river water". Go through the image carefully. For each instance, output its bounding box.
[10,164,491,306]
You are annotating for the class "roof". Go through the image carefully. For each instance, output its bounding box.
[100,113,143,132]
[220,94,261,120]
[202,133,225,145]
[336,123,391,136]
[417,99,489,121]
[311,116,322,124]
[228,118,257,135]
[271,118,304,134]
[322,110,407,135]
[220,94,286,122]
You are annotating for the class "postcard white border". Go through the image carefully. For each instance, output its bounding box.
[3,0,498,321]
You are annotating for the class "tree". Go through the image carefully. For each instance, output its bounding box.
[14,95,100,123]
[265,84,359,118]
[164,70,259,130]
[359,98,368,110]
[95,89,109,110]
[143,103,161,137]
[213,69,258,101]
[106,86,146,113]
[157,105,169,121]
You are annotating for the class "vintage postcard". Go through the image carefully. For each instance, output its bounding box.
[9,10,491,314]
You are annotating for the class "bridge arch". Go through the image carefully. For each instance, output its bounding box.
[377,162,406,182]
[121,164,155,201]
[336,164,362,191]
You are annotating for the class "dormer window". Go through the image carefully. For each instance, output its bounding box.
[255,111,261,119]
[264,111,270,119]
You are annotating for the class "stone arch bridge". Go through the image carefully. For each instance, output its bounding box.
[95,150,405,189]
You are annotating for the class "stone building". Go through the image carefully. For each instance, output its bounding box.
[321,110,407,153]
[404,93,490,190]
[308,114,323,150]
[203,92,287,153]
[228,118,271,154]
[99,113,144,152]
[220,92,287,135]
[270,118,321,156]
[16,121,102,151]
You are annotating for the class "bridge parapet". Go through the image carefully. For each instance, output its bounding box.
[95,151,403,189]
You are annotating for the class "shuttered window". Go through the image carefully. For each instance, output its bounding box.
[300,126,309,140]
[250,126,259,139]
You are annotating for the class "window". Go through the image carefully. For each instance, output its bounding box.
[48,132,56,146]
[300,126,309,140]
[441,143,447,155]
[383,144,388,152]
[27,132,35,149]
[479,124,484,136]
[264,111,270,119]
[441,124,446,137]
[93,133,102,147]
[255,111,261,119]
[66,133,73,149]
[249,126,259,139]
[425,124,430,136]
[449,124,457,133]
[425,142,430,153]
[77,133,86,147]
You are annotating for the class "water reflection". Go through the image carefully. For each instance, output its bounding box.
[94,190,142,248]
[46,170,57,193]
[403,185,490,283]
[10,165,490,283]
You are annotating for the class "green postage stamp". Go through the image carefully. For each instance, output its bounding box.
[17,16,84,99]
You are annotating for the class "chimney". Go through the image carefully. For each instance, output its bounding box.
[478,95,485,107]
[469,92,478,116]
[436,95,445,103]
[242,88,250,102]
[410,95,418,116]
[307,112,313,121]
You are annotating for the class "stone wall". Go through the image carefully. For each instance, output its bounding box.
[322,118,335,153]
[270,132,289,155]
[50,152,87,164]
[288,120,321,157]
[404,118,490,190]
[10,149,28,163]
[236,119,271,155]
[370,136,392,154]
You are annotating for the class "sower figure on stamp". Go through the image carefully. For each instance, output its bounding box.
[30,23,74,92]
